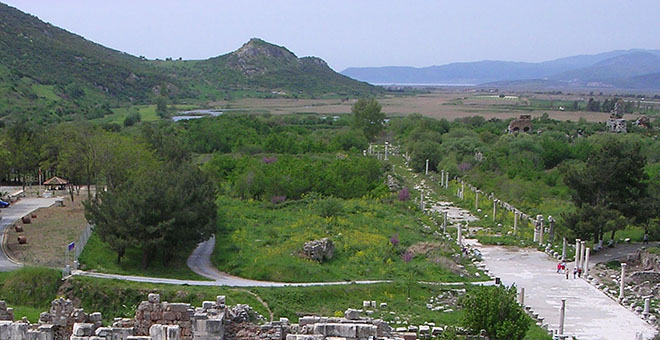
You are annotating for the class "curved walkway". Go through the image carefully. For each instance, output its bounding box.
[71,269,390,287]
[72,236,486,287]
[74,235,392,287]
[0,197,60,271]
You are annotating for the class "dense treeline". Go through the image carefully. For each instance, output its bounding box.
[180,114,368,154]
[0,120,217,269]
[204,154,385,202]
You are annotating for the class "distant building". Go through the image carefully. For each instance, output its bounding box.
[606,115,627,133]
[508,115,532,134]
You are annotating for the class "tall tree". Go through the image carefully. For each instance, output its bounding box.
[155,96,169,118]
[562,138,648,242]
[85,161,217,268]
[351,98,385,141]
[57,125,102,199]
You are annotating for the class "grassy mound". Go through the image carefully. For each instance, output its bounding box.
[0,267,63,321]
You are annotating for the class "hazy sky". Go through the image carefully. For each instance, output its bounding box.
[4,1,660,71]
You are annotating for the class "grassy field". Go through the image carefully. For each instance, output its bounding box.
[213,195,485,283]
[6,196,89,267]
[91,104,200,125]
[205,91,633,123]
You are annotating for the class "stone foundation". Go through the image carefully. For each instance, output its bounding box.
[0,294,231,340]
[0,302,14,322]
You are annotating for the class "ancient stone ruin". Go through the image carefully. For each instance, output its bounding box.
[507,115,532,134]
[606,115,627,133]
[0,302,14,321]
[0,294,227,340]
[634,116,651,129]
[0,294,465,340]
[302,238,334,262]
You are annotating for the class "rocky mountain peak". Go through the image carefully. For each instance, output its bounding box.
[233,38,297,61]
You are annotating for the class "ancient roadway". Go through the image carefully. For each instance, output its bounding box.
[0,197,60,271]
[473,242,657,340]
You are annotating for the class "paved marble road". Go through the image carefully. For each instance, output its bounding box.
[475,244,656,340]
[0,197,60,271]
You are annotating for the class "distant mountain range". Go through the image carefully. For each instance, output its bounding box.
[0,2,377,123]
[341,50,660,89]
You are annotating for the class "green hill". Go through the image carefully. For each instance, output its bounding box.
[0,2,177,123]
[0,3,378,124]
[156,39,378,100]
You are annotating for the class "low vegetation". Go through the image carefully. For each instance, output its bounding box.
[213,195,481,282]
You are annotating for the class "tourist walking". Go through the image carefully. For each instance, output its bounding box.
[573,267,577,279]
[644,232,649,245]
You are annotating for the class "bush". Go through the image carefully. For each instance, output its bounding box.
[461,285,530,340]
[317,197,344,218]
[123,111,142,127]
[398,188,410,201]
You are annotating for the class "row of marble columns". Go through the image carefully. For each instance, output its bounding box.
[573,238,592,277]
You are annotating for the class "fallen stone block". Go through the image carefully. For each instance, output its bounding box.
[73,323,96,337]
[299,317,320,326]
[285,335,324,340]
[314,323,356,338]
[344,309,360,320]
[356,324,377,338]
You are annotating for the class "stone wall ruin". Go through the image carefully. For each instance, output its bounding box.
[508,114,532,134]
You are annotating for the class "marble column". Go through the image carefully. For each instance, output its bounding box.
[384,142,389,160]
[584,247,590,277]
[443,211,448,233]
[475,191,479,210]
[548,215,555,242]
[575,239,581,269]
[519,287,525,305]
[559,299,566,335]
[425,159,429,175]
[644,298,650,315]
[492,199,497,221]
[513,212,518,235]
[420,192,424,210]
[457,224,462,246]
[445,172,449,189]
[538,216,544,245]
[580,240,586,270]
[619,263,627,301]
[440,170,445,187]
[461,182,465,199]
[562,238,567,262]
